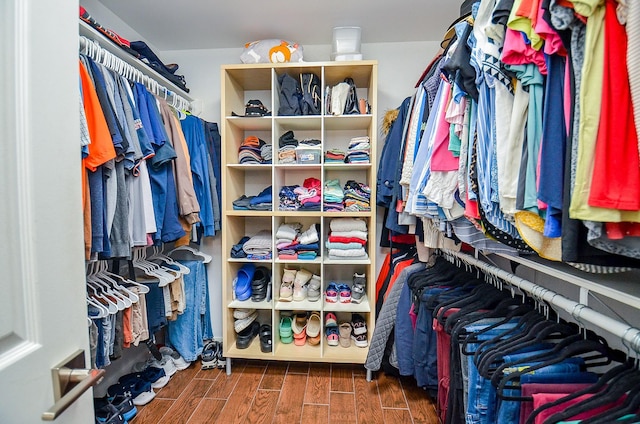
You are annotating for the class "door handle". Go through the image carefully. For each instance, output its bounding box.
[41,350,105,421]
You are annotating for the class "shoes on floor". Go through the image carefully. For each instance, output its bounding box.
[159,346,191,371]
[201,340,218,370]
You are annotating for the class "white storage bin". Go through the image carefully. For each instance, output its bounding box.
[332,26,361,60]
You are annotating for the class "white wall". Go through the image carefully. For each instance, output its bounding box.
[161,41,442,338]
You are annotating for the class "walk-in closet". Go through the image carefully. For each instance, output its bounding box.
[2,0,640,423]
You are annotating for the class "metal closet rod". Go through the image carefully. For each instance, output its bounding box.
[441,249,640,354]
[78,36,191,112]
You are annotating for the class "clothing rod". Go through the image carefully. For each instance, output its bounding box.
[79,35,191,112]
[441,249,640,354]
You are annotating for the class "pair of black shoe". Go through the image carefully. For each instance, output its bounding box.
[251,266,271,302]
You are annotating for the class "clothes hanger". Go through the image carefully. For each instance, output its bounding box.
[132,247,176,286]
[88,274,131,309]
[477,319,578,377]
[542,366,640,424]
[90,261,134,307]
[581,381,640,424]
[86,295,109,319]
[496,337,615,400]
[168,245,212,263]
[149,245,191,275]
[87,283,119,315]
[95,262,139,303]
[524,360,636,424]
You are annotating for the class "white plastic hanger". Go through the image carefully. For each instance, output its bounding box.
[149,245,190,275]
[87,295,109,319]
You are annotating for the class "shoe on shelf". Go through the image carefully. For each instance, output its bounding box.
[338,284,352,303]
[280,280,293,301]
[325,312,338,327]
[236,320,260,349]
[307,274,321,302]
[326,326,340,346]
[338,322,352,348]
[260,324,272,353]
[351,314,367,336]
[234,310,258,333]
[325,282,338,303]
[280,316,293,344]
[352,273,366,304]
[282,268,297,284]
[306,312,321,345]
[293,282,308,301]
[351,332,368,348]
[294,268,312,287]
[233,308,256,320]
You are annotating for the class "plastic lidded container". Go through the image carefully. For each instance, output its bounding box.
[332,26,361,56]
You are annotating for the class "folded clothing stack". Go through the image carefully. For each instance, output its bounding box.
[232,186,272,211]
[345,136,370,164]
[242,230,272,260]
[296,177,322,211]
[327,218,368,260]
[343,180,370,212]
[323,179,345,212]
[230,236,250,258]
[279,185,301,210]
[278,130,298,164]
[325,149,346,163]
[238,136,272,164]
[275,222,321,260]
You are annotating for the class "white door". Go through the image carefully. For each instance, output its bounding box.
[0,0,95,422]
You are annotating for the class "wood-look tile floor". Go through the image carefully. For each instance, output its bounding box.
[131,360,439,424]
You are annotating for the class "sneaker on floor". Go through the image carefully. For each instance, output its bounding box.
[159,346,191,371]
[201,340,218,370]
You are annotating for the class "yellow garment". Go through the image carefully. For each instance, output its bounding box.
[507,0,544,51]
[568,1,640,221]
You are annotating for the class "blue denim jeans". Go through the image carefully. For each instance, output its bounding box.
[167,260,213,361]
[413,286,447,389]
[145,281,167,335]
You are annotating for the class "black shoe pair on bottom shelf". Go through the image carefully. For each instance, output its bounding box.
[201,340,226,370]
[235,322,272,353]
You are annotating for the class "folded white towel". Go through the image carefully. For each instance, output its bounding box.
[275,223,300,240]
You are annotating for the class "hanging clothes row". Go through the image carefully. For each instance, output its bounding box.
[377,0,640,271]
[79,37,221,261]
[87,246,213,369]
[366,250,640,424]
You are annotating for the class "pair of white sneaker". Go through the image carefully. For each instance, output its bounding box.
[132,346,190,381]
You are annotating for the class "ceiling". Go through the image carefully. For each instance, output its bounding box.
[95,0,463,51]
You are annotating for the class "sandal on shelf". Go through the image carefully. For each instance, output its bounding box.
[279,316,293,344]
[236,320,260,349]
[259,324,272,353]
